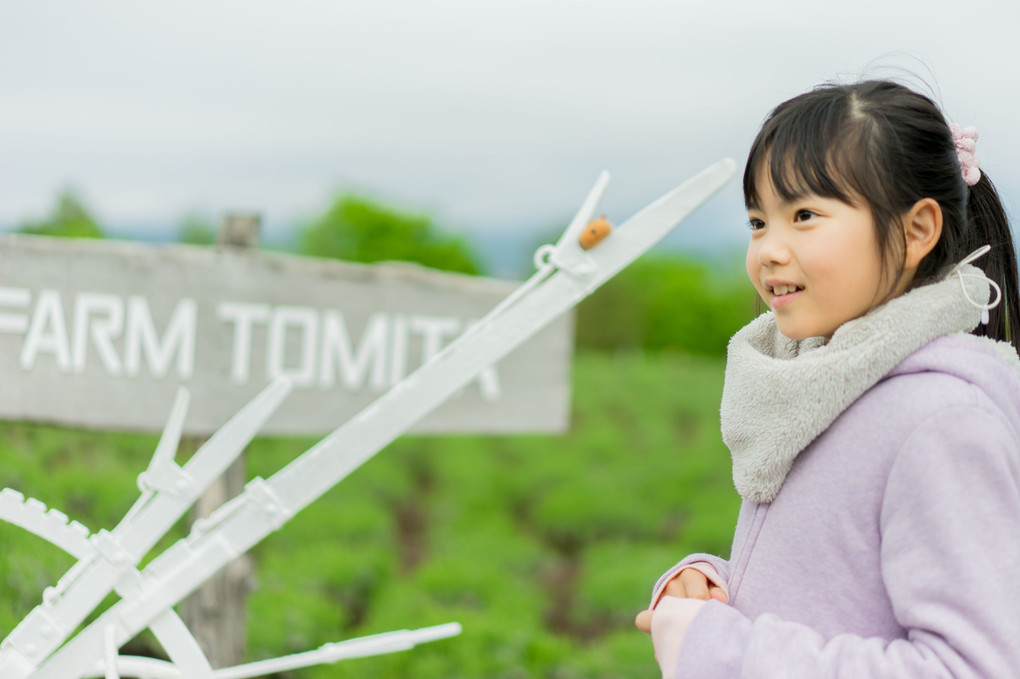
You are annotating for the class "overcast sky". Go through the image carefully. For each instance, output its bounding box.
[2,0,1019,266]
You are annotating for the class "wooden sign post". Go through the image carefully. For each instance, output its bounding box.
[180,214,261,668]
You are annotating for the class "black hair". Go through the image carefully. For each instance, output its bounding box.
[743,80,1020,350]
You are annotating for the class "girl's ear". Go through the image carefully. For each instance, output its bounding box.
[902,198,943,270]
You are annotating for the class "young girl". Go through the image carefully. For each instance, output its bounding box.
[635,80,1020,677]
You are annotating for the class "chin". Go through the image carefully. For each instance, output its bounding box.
[774,321,825,342]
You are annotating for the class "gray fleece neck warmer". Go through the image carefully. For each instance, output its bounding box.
[721,264,990,504]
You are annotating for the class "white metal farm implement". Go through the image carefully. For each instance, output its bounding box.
[0,160,735,678]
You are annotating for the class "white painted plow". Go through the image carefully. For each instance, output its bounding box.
[0,160,735,678]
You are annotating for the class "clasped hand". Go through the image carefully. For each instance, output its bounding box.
[634,567,728,633]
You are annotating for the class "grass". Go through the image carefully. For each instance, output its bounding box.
[0,351,739,678]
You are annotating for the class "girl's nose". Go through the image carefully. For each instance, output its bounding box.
[756,229,790,266]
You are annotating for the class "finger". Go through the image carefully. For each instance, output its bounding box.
[663,577,687,599]
[678,569,711,600]
[708,586,729,604]
[635,609,653,633]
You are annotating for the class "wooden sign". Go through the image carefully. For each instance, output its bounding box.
[0,235,573,435]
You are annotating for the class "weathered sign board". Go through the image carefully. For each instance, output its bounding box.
[0,234,572,435]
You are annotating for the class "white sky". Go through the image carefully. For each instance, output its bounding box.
[2,0,1019,258]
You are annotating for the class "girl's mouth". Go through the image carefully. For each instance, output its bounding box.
[769,285,803,310]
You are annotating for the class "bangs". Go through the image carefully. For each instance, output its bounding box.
[743,93,884,211]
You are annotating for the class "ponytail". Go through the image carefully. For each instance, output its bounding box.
[963,173,1020,352]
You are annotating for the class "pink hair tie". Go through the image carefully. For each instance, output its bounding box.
[950,123,981,186]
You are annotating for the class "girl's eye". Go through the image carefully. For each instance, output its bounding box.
[747,218,765,231]
[794,209,816,222]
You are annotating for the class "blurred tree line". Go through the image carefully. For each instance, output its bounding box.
[300,195,480,275]
[17,189,105,239]
[14,190,755,356]
[575,255,755,356]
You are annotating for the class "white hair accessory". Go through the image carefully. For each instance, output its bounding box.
[948,245,1001,325]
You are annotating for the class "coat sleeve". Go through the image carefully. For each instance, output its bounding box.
[650,554,731,608]
[672,404,1020,678]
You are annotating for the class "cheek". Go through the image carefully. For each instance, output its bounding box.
[797,235,844,279]
[745,246,766,298]
[800,237,883,305]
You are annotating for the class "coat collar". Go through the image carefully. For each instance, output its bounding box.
[721,265,989,503]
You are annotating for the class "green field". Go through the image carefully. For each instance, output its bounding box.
[0,352,739,678]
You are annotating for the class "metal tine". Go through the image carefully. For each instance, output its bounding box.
[0,377,293,679]
[0,490,215,679]
[145,612,216,679]
[530,170,610,276]
[76,623,461,679]
[553,170,610,252]
[119,387,191,528]
[180,376,292,485]
[468,171,612,346]
[152,387,190,470]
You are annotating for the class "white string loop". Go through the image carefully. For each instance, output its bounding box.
[948,245,1002,325]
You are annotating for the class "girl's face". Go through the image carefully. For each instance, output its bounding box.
[745,166,898,340]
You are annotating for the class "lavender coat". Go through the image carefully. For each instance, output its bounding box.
[659,335,1020,677]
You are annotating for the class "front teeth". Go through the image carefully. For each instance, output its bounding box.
[772,285,799,295]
